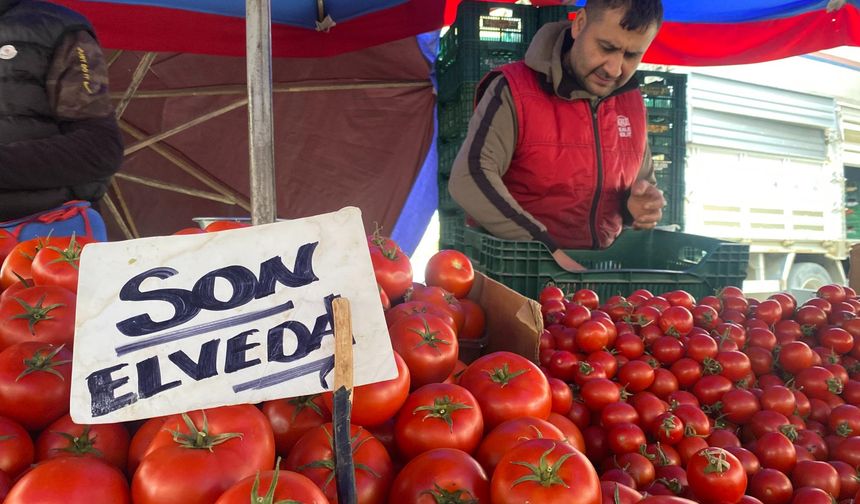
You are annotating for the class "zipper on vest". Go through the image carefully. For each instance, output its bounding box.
[588,100,604,250]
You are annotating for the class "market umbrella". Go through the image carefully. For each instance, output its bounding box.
[48,0,860,251]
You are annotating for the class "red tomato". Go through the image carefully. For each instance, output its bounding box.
[618,359,655,392]
[214,467,327,504]
[132,405,276,504]
[458,351,551,429]
[580,377,621,412]
[0,342,72,431]
[172,226,205,235]
[35,414,130,471]
[0,285,76,351]
[387,448,490,503]
[424,250,474,298]
[753,431,797,474]
[384,300,456,332]
[539,284,566,305]
[393,383,483,460]
[0,236,64,289]
[5,457,130,504]
[691,304,721,331]
[573,289,600,310]
[263,394,331,457]
[286,423,393,504]
[408,285,466,334]
[653,412,684,445]
[475,416,565,475]
[548,377,573,414]
[790,460,840,498]
[458,299,486,340]
[30,235,94,293]
[322,351,409,428]
[659,306,694,336]
[369,239,413,301]
[490,438,600,504]
[546,412,586,453]
[687,447,747,504]
[126,416,166,476]
[0,415,33,478]
[607,422,647,454]
[601,481,643,504]
[388,314,458,388]
[204,220,251,232]
[747,467,793,504]
[0,229,16,266]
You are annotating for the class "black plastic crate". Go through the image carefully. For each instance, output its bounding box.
[438,41,525,101]
[637,71,686,109]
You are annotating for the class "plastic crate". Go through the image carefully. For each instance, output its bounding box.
[637,71,686,109]
[438,136,465,177]
[439,83,477,141]
[439,210,467,251]
[437,173,462,213]
[461,227,749,301]
[438,41,525,101]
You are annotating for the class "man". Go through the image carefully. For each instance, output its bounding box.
[0,0,123,221]
[448,0,665,271]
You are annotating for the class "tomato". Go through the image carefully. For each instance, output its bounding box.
[769,292,797,320]
[387,448,490,503]
[614,451,657,489]
[0,342,72,431]
[691,305,721,331]
[576,320,611,353]
[651,336,685,366]
[818,326,854,355]
[659,306,694,337]
[126,416,166,476]
[830,460,860,500]
[540,284,566,305]
[759,386,796,417]
[716,351,752,382]
[0,229,16,266]
[548,377,573,414]
[394,383,483,460]
[263,394,331,457]
[286,423,393,504]
[602,402,640,429]
[547,350,579,382]
[615,332,645,359]
[388,314,458,388]
[653,412,684,445]
[133,405,276,504]
[752,299,783,326]
[723,446,760,476]
[630,391,669,432]
[607,422,647,454]
[719,388,760,425]
[746,346,774,376]
[204,220,251,232]
[547,412,586,453]
[409,286,465,332]
[747,467,793,504]
[795,366,841,400]
[369,239,413,301]
[172,226,205,235]
[458,351,551,429]
[490,438,600,504]
[580,378,621,412]
[458,299,486,340]
[789,460,839,498]
[30,235,94,293]
[424,250,474,298]
[572,288,600,310]
[833,435,860,468]
[618,359,655,392]
[673,404,711,437]
[817,284,847,304]
[777,341,815,375]
[827,404,860,438]
[0,415,33,478]
[0,285,77,351]
[692,374,732,406]
[323,351,409,428]
[794,305,828,333]
[601,481,643,504]
[35,414,130,471]
[5,457,130,503]
[0,236,64,289]
[754,431,797,473]
[475,416,564,475]
[214,465,327,503]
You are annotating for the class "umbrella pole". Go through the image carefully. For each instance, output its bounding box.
[246,0,277,225]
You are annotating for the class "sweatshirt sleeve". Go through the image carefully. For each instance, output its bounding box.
[447,74,560,252]
[0,30,123,190]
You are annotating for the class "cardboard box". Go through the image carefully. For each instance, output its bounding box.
[458,272,544,363]
[851,243,860,291]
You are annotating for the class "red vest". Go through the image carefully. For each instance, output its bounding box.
[499,61,646,249]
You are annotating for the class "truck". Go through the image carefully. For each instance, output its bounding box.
[642,49,860,298]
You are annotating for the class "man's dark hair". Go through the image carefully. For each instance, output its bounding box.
[585,0,664,31]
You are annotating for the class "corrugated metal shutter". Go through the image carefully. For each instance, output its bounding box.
[842,101,860,168]
[688,74,837,160]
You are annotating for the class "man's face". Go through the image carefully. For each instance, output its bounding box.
[569,7,659,97]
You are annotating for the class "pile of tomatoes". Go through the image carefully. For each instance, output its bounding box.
[537,281,860,504]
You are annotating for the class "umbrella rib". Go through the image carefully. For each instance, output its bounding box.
[109,177,141,238]
[101,194,135,240]
[115,52,157,120]
[124,98,248,156]
[109,80,432,99]
[114,172,239,204]
[118,119,251,211]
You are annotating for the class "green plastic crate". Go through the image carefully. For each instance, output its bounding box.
[461,227,749,301]
[438,136,465,177]
[437,173,462,213]
[438,41,525,102]
[439,210,467,251]
[438,83,477,141]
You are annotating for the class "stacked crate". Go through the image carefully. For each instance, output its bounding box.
[436,2,571,250]
[638,71,688,230]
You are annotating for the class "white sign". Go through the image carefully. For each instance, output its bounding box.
[70,207,396,423]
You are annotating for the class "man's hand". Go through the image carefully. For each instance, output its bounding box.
[627,180,666,230]
[552,249,587,272]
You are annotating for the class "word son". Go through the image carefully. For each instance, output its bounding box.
[86,241,338,417]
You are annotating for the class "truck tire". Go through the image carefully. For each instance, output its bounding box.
[787,262,832,291]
